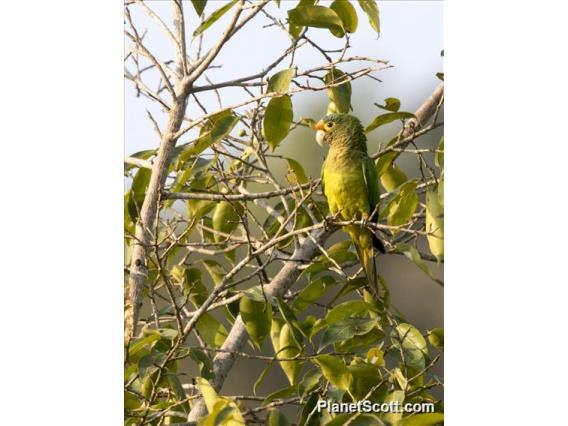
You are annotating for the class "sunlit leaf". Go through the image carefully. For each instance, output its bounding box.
[330,0,358,36]
[263,95,293,150]
[324,68,352,113]
[288,6,344,37]
[375,97,401,112]
[240,296,272,350]
[357,0,380,34]
[212,201,243,242]
[288,0,317,37]
[367,348,385,366]
[285,157,309,184]
[391,323,429,371]
[428,328,444,351]
[193,0,238,37]
[270,318,302,385]
[313,355,352,391]
[299,369,322,397]
[196,313,228,348]
[435,136,444,170]
[380,163,408,192]
[381,390,405,425]
[293,276,336,311]
[319,317,377,351]
[425,188,444,262]
[366,112,416,133]
[379,180,418,227]
[127,168,151,221]
[267,68,294,94]
[348,361,382,400]
[335,327,384,353]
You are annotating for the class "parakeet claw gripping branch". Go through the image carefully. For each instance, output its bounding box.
[316,113,386,298]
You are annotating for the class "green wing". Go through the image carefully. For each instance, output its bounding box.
[320,157,327,199]
[362,155,380,215]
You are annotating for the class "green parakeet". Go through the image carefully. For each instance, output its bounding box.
[316,113,385,297]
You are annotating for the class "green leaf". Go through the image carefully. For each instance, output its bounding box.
[189,348,215,381]
[313,355,352,391]
[267,68,294,94]
[262,384,298,406]
[357,0,380,34]
[196,313,228,348]
[279,322,303,385]
[203,259,227,286]
[263,95,293,150]
[288,0,317,38]
[277,299,304,345]
[319,317,377,351]
[428,328,444,351]
[285,157,308,184]
[128,333,160,358]
[193,0,237,37]
[190,0,207,16]
[195,110,239,156]
[324,68,352,113]
[271,318,302,385]
[365,112,416,133]
[348,362,382,400]
[438,170,444,208]
[399,413,444,426]
[381,390,405,425]
[379,180,418,227]
[293,276,336,311]
[185,268,207,304]
[298,369,322,397]
[240,296,272,350]
[335,327,384,353]
[212,201,243,242]
[435,136,444,170]
[326,300,371,325]
[127,167,151,221]
[196,377,221,412]
[124,148,155,172]
[380,163,408,192]
[263,200,313,249]
[396,243,442,285]
[366,348,385,366]
[376,97,401,112]
[330,0,358,35]
[392,323,429,371]
[425,189,444,262]
[287,6,345,37]
[302,240,357,276]
[267,409,291,426]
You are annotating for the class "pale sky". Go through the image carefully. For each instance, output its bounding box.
[125,1,443,155]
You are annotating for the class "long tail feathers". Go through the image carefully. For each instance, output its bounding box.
[354,241,379,299]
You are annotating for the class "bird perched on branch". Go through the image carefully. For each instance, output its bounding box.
[316,113,385,297]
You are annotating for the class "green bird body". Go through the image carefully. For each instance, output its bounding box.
[316,113,384,297]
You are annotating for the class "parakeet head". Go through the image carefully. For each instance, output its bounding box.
[315,113,366,150]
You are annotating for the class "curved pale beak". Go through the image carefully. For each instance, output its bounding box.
[315,120,325,146]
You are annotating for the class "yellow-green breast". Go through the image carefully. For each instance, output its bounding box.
[323,148,370,220]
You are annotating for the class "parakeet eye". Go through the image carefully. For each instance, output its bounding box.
[325,122,335,129]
